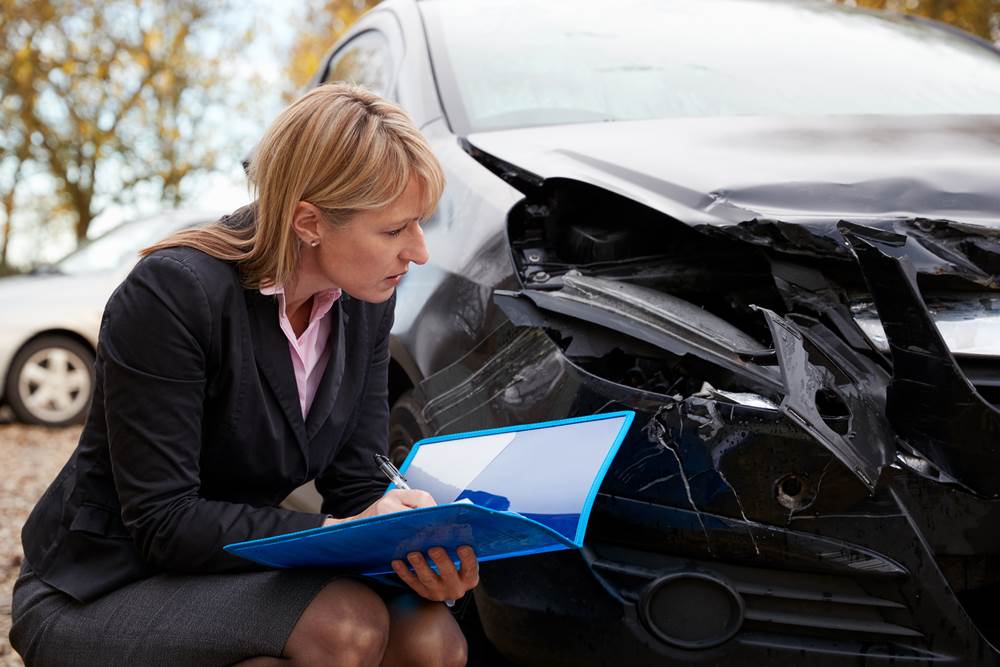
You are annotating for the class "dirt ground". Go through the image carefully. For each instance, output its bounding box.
[0,418,80,667]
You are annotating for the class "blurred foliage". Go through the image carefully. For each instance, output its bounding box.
[285,0,381,99]
[836,0,1000,43]
[0,0,254,269]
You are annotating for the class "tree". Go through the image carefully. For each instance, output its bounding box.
[836,0,1000,44]
[0,5,33,272]
[0,103,32,273]
[0,0,253,248]
[285,0,382,98]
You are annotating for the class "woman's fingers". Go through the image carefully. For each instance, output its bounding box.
[427,547,468,600]
[393,547,480,602]
[361,488,437,518]
[427,547,458,579]
[386,488,436,509]
[407,552,441,590]
[391,558,429,597]
[457,545,480,587]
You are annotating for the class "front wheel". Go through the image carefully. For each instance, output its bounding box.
[387,389,431,467]
[5,335,95,427]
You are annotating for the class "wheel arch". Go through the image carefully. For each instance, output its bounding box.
[387,334,422,408]
[387,356,415,408]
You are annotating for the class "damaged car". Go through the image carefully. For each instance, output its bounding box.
[303,0,1000,663]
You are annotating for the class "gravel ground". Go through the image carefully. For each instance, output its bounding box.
[0,420,80,667]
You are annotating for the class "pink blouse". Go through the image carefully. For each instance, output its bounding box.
[259,284,342,418]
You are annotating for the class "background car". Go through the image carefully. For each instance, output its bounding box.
[0,209,220,427]
[292,1,1000,663]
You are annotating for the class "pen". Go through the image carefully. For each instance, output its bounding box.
[374,453,451,606]
[374,453,411,490]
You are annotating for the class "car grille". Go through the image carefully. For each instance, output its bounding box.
[584,543,943,658]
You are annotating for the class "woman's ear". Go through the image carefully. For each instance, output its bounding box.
[290,202,325,246]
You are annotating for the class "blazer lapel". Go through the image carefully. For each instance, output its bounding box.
[245,289,308,449]
[305,300,349,441]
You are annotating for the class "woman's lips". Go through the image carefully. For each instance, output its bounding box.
[385,272,407,284]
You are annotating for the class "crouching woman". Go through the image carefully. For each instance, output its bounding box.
[9,84,476,667]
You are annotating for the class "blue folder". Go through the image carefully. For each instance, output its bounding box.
[225,411,635,575]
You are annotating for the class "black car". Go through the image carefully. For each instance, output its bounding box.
[301,0,1000,663]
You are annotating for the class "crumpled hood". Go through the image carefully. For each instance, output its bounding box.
[480,115,1000,495]
[467,114,1000,227]
[467,114,1000,285]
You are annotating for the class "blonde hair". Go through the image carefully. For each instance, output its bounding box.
[141,83,445,287]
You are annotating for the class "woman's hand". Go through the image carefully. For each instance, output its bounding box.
[323,488,436,526]
[320,490,480,603]
[391,545,480,604]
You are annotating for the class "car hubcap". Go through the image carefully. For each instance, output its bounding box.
[17,347,91,423]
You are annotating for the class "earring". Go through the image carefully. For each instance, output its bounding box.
[310,240,320,247]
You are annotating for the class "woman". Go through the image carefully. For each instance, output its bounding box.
[10,84,477,666]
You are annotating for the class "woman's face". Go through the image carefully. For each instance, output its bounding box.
[295,178,431,303]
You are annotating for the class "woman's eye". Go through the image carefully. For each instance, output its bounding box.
[388,226,406,237]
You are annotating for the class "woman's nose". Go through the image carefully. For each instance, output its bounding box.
[401,225,429,265]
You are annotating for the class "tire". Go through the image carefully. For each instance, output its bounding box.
[388,389,431,467]
[5,335,95,427]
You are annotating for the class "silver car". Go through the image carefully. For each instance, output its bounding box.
[0,209,220,426]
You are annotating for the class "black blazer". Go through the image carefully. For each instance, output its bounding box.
[21,229,395,602]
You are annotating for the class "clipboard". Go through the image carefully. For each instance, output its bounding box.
[224,411,635,574]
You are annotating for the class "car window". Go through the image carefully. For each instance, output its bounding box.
[422,0,1000,132]
[323,30,394,97]
[56,217,197,275]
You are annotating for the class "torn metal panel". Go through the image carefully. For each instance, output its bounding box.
[500,272,782,393]
[699,218,847,258]
[414,321,669,436]
[895,217,1000,289]
[769,258,883,354]
[700,386,778,410]
[643,406,715,553]
[615,389,869,527]
[492,288,665,360]
[755,308,894,490]
[840,222,1000,499]
[703,216,1000,286]
[787,314,890,406]
[551,272,769,357]
[416,325,569,433]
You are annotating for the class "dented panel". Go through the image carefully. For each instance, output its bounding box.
[756,307,894,490]
[842,223,1000,498]
[499,272,781,393]
[413,301,1000,661]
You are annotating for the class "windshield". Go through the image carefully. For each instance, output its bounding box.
[423,0,1000,133]
[56,216,196,275]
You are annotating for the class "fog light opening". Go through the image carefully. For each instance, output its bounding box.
[640,572,744,649]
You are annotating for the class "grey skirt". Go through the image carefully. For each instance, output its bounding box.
[8,562,386,666]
